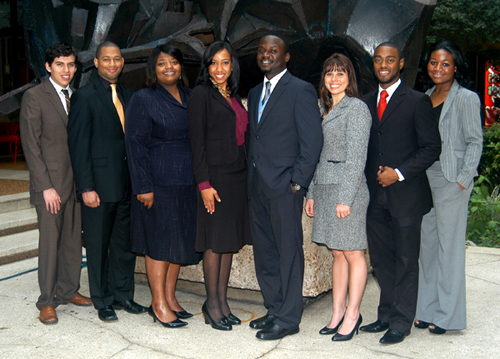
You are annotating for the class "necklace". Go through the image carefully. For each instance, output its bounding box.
[210,78,231,98]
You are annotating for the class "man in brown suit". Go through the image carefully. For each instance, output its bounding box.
[20,43,92,325]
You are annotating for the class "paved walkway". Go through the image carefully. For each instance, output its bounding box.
[1,246,499,359]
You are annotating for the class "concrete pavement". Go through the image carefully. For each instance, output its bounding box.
[1,246,499,359]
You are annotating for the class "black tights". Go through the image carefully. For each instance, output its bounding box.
[203,249,233,322]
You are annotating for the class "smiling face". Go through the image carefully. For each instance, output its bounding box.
[94,46,124,83]
[257,35,290,80]
[155,52,181,88]
[427,49,456,87]
[45,55,77,88]
[373,45,404,88]
[208,49,232,89]
[324,69,348,99]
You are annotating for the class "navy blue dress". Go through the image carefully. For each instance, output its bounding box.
[125,85,201,264]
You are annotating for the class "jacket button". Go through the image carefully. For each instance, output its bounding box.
[378,131,382,135]
[379,152,383,156]
[255,135,259,139]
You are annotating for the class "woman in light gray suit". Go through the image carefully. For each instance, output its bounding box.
[415,41,482,335]
[305,54,371,341]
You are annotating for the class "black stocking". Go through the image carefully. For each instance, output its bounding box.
[218,253,233,316]
[203,249,223,322]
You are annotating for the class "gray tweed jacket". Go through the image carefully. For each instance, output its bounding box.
[307,95,371,206]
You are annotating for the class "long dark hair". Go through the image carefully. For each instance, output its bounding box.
[424,40,467,85]
[195,41,240,96]
[145,44,189,90]
[319,53,359,114]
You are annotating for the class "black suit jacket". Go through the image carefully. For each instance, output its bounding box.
[247,71,323,199]
[362,83,441,217]
[67,76,135,202]
[187,84,246,185]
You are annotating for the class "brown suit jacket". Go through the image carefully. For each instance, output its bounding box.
[20,78,76,205]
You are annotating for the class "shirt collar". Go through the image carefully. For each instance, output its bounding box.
[378,78,401,103]
[263,68,287,89]
[49,76,71,94]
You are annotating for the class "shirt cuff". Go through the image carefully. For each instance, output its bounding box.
[395,168,405,182]
[198,181,212,192]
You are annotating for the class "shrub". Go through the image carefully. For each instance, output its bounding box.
[467,175,500,247]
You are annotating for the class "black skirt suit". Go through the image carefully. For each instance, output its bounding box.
[187,84,251,253]
[125,85,201,264]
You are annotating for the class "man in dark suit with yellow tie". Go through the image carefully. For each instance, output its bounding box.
[20,43,92,325]
[67,41,146,321]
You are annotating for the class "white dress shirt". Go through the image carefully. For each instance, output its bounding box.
[49,77,72,114]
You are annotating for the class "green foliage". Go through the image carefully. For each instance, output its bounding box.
[428,0,500,60]
[479,123,500,185]
[467,176,500,247]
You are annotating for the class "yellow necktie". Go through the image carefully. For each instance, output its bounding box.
[110,84,125,132]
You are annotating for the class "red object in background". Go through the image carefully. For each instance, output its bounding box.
[485,61,500,126]
[0,122,22,164]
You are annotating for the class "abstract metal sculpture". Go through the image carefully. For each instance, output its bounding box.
[1,0,437,115]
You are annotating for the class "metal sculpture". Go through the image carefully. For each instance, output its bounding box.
[1,0,437,116]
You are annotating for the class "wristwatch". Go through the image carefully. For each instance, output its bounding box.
[290,180,301,192]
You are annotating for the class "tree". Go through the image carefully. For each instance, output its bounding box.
[428,0,500,61]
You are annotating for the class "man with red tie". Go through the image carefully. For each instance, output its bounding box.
[360,42,441,344]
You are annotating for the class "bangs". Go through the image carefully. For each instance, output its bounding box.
[324,59,348,74]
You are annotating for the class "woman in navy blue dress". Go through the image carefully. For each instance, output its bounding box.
[125,45,201,328]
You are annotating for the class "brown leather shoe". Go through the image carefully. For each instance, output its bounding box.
[67,293,93,306]
[39,306,58,324]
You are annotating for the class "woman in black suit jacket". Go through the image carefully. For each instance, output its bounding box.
[188,41,251,331]
[125,45,201,328]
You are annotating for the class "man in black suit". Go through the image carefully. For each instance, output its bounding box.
[360,43,441,344]
[247,33,323,340]
[67,41,146,321]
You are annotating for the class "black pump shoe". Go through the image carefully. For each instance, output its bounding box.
[202,302,232,331]
[173,310,193,319]
[225,313,241,325]
[332,314,362,342]
[319,315,344,335]
[148,306,188,328]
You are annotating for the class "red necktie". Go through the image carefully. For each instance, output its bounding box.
[378,90,388,121]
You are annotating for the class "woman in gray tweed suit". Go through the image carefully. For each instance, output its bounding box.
[415,41,482,335]
[305,54,371,341]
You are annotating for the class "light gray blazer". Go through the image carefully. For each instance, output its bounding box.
[307,96,371,206]
[426,80,483,188]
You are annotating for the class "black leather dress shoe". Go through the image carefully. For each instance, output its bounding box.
[98,305,118,322]
[112,300,147,314]
[256,323,299,340]
[360,320,389,333]
[379,329,408,344]
[172,310,193,319]
[249,314,275,329]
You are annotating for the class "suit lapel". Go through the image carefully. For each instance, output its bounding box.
[42,79,69,125]
[249,83,262,129]
[259,71,290,128]
[208,86,233,112]
[380,84,405,127]
[323,96,349,125]
[93,77,122,126]
[428,80,459,125]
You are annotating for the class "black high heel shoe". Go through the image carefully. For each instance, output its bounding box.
[429,324,446,334]
[173,310,193,319]
[148,306,188,328]
[332,314,362,342]
[319,314,345,335]
[225,313,241,325]
[414,320,430,329]
[202,302,232,331]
